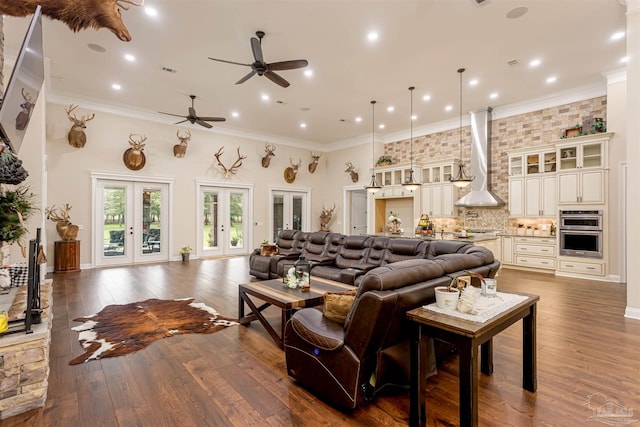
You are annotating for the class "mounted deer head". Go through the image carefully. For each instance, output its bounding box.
[0,0,144,42]
[123,133,148,170]
[308,151,322,174]
[283,158,302,183]
[261,143,276,168]
[214,147,247,178]
[173,130,191,158]
[65,104,95,148]
[344,161,359,183]
[15,88,36,131]
[45,203,79,241]
[319,203,336,232]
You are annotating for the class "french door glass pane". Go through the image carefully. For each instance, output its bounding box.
[292,196,303,231]
[142,188,162,254]
[230,192,244,249]
[203,191,218,249]
[103,186,126,257]
[273,195,284,241]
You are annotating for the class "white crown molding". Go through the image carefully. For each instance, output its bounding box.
[604,68,628,85]
[622,0,640,13]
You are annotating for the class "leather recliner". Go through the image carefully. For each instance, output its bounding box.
[284,259,450,410]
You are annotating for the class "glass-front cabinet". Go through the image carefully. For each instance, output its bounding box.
[557,141,603,170]
[373,164,423,198]
[422,161,455,184]
[508,148,556,177]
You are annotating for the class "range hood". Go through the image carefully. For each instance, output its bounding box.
[454,107,505,207]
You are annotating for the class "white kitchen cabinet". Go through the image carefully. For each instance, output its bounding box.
[373,164,423,199]
[557,170,604,205]
[420,160,457,217]
[508,149,556,177]
[474,239,501,262]
[508,175,556,218]
[501,236,514,265]
[506,236,556,271]
[557,140,604,171]
[508,178,524,217]
[558,259,604,276]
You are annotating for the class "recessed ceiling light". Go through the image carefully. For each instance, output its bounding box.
[411,115,417,121]
[422,94,431,101]
[300,123,307,128]
[88,43,106,53]
[611,31,625,41]
[546,76,557,84]
[304,69,313,77]
[261,94,270,101]
[387,106,394,112]
[111,83,122,90]
[367,31,379,42]
[469,79,478,86]
[145,7,158,17]
[378,124,385,129]
[355,116,363,123]
[529,58,541,67]
[231,111,239,118]
[124,54,135,62]
[489,92,499,99]
[620,56,629,63]
[445,105,453,112]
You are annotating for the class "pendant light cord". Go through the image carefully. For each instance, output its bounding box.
[371,100,376,169]
[458,68,464,161]
[409,86,414,171]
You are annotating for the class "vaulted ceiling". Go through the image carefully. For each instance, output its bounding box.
[3,0,627,148]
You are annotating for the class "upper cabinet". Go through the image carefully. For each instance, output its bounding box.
[373,164,423,198]
[507,147,557,218]
[421,160,458,218]
[508,148,556,177]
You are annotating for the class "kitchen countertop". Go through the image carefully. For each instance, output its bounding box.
[374,231,500,243]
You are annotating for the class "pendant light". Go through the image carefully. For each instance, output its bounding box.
[365,100,382,194]
[449,68,474,188]
[402,86,420,191]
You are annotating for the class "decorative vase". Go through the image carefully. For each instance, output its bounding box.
[434,286,460,311]
[181,252,190,262]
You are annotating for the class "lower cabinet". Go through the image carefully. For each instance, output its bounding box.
[557,259,604,276]
[502,236,556,271]
[473,239,501,262]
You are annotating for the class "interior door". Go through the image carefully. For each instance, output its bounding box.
[271,190,308,241]
[95,180,169,266]
[350,190,367,235]
[198,186,249,257]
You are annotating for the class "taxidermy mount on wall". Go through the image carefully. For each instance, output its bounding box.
[123,133,147,170]
[65,104,95,148]
[214,147,246,178]
[308,151,322,174]
[261,143,276,168]
[344,161,359,183]
[173,130,191,158]
[284,158,301,183]
[0,0,144,42]
[320,204,336,232]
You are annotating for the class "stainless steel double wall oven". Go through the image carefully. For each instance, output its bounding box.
[559,210,603,258]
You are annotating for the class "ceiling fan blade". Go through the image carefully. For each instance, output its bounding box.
[250,37,264,63]
[208,57,251,67]
[173,119,188,125]
[159,111,187,119]
[197,117,226,122]
[196,120,213,129]
[189,107,197,118]
[269,59,309,71]
[265,71,290,88]
[236,70,257,84]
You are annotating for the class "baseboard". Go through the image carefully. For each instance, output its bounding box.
[624,306,640,320]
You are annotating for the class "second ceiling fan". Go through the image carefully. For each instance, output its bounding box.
[209,31,308,88]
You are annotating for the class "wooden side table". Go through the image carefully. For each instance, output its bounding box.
[54,240,80,273]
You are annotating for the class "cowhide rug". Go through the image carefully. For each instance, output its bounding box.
[69,298,238,365]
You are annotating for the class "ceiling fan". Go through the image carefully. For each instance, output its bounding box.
[158,95,226,129]
[208,31,308,88]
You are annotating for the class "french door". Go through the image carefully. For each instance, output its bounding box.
[197,183,251,257]
[93,177,171,266]
[270,188,310,242]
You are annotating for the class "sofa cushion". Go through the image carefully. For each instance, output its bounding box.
[323,289,358,325]
[383,239,428,264]
[357,259,446,295]
[426,240,473,259]
[433,253,484,273]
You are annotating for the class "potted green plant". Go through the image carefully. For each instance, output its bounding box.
[376,155,392,166]
[180,245,191,262]
[231,230,242,247]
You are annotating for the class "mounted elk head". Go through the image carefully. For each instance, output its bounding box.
[173,130,191,158]
[319,203,336,232]
[261,143,276,168]
[65,104,95,148]
[308,151,322,174]
[344,161,359,183]
[45,203,79,241]
[284,158,302,183]
[15,88,35,131]
[123,133,148,170]
[214,147,247,178]
[0,0,144,42]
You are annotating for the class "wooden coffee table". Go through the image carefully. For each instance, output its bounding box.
[238,278,354,349]
[407,292,539,427]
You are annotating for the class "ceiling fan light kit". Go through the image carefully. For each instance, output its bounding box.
[208,31,308,88]
[449,68,474,188]
[402,86,420,192]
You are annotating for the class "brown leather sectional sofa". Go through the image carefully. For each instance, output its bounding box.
[249,230,501,411]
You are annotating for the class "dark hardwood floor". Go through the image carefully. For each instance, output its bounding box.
[2,257,639,426]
